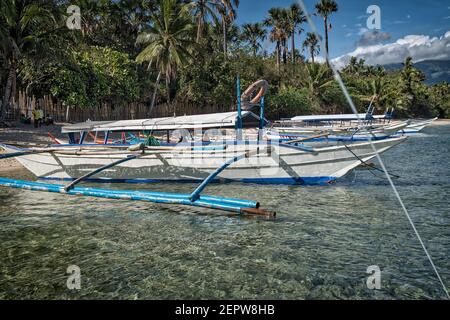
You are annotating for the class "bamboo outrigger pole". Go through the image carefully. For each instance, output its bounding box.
[281,132,330,145]
[190,150,258,202]
[64,153,146,192]
[0,145,275,217]
[0,177,273,216]
[0,148,61,159]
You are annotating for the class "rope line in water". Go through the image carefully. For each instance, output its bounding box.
[297,0,449,299]
[343,144,401,179]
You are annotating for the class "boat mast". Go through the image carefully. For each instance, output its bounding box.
[236,75,243,140]
[259,96,265,130]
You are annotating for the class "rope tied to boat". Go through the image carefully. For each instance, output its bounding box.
[297,0,450,298]
[343,144,401,179]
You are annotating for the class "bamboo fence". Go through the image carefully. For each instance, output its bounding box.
[5,91,231,123]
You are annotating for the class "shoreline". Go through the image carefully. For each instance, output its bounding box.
[0,121,68,174]
[0,158,23,174]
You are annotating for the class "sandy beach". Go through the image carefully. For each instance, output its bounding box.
[0,121,67,174]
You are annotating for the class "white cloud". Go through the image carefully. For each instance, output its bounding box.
[358,27,368,36]
[357,30,391,46]
[306,55,326,64]
[332,31,450,69]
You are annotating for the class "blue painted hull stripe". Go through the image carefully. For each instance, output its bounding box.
[37,176,337,186]
[273,133,394,142]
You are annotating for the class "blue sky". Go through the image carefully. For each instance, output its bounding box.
[235,0,450,65]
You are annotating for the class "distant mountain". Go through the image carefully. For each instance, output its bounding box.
[383,60,450,85]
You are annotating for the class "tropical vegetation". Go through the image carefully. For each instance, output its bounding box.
[0,0,448,122]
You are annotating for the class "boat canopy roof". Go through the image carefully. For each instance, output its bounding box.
[62,111,266,133]
[289,113,387,122]
[61,121,116,133]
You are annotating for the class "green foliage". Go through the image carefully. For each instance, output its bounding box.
[50,66,88,107]
[1,1,449,120]
[303,32,320,63]
[178,52,236,106]
[266,86,310,119]
[50,46,139,108]
[241,23,266,56]
[431,82,450,118]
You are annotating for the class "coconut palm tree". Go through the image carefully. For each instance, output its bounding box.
[343,56,359,74]
[286,3,306,64]
[357,76,389,110]
[265,8,288,69]
[0,0,59,120]
[107,0,156,50]
[191,0,220,43]
[398,56,426,112]
[241,23,267,57]
[302,32,320,64]
[278,9,292,65]
[298,63,334,110]
[208,20,240,55]
[315,0,338,63]
[216,0,239,58]
[136,0,195,116]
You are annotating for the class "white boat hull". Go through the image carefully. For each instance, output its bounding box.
[0,137,406,185]
[398,118,438,134]
[268,122,407,141]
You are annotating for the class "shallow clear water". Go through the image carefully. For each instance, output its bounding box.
[0,124,449,300]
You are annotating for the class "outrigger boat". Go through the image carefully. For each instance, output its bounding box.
[0,79,407,186]
[0,110,406,186]
[278,101,393,128]
[278,101,437,136]
[267,121,408,142]
[397,117,438,134]
[0,79,407,215]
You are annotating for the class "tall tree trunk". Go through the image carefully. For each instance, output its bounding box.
[165,77,173,116]
[65,105,70,122]
[196,18,203,43]
[311,48,315,64]
[324,17,329,66]
[11,65,17,109]
[291,32,296,64]
[222,18,227,58]
[285,42,288,64]
[0,62,16,121]
[149,71,162,117]
[282,39,287,64]
[298,33,306,63]
[275,42,280,70]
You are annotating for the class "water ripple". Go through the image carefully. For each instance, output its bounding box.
[0,124,449,299]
